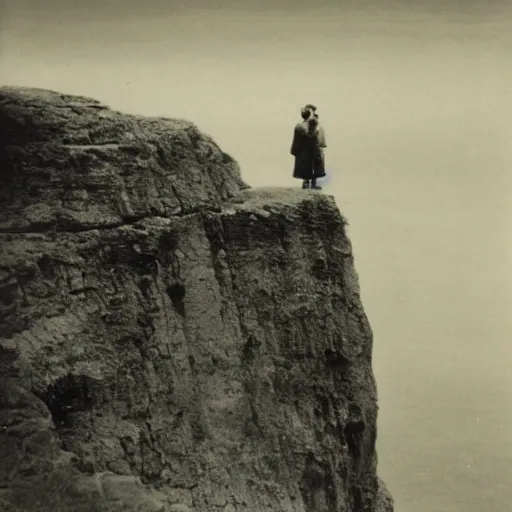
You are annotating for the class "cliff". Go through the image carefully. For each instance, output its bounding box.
[0,87,393,512]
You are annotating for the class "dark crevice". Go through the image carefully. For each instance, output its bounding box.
[68,286,98,296]
[311,257,329,280]
[324,348,350,369]
[353,486,363,512]
[158,229,179,253]
[102,245,159,275]
[35,374,94,430]
[300,452,338,512]
[319,395,330,417]
[166,283,186,316]
[0,132,15,202]
[344,419,366,459]
[241,334,260,364]
[129,253,159,273]
[170,184,185,213]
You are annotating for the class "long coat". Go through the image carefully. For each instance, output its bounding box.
[290,121,326,180]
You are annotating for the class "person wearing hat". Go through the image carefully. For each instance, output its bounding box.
[290,105,327,190]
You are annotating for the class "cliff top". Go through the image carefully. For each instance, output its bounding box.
[0,86,249,233]
[0,86,345,234]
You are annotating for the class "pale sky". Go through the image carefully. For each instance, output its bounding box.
[1,2,511,512]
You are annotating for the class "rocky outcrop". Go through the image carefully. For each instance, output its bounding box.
[0,86,246,233]
[0,87,393,512]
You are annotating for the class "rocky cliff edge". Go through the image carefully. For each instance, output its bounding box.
[0,87,393,512]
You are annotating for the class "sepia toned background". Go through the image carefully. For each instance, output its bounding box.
[1,1,510,511]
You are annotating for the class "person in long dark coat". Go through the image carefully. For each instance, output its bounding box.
[291,106,326,190]
[304,104,327,155]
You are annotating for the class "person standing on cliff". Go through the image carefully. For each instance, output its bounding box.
[290,104,327,190]
[304,104,327,149]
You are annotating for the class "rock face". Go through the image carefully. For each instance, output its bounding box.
[0,87,393,512]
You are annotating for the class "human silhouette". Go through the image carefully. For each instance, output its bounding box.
[290,104,326,190]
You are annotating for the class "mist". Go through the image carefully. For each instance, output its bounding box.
[1,1,511,510]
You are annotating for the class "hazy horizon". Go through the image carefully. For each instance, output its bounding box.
[1,1,511,511]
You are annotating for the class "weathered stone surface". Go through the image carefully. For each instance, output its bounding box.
[0,87,393,512]
[0,86,248,233]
